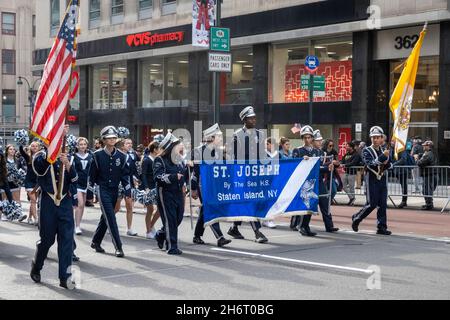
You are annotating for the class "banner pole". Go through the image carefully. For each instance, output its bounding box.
[327,165,334,215]
[188,165,194,230]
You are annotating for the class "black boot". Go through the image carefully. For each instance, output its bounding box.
[299,227,317,237]
[193,236,205,245]
[90,242,105,253]
[217,237,231,247]
[398,202,407,209]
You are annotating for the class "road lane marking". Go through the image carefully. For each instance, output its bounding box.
[211,247,374,275]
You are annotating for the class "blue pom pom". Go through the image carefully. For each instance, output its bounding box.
[14,129,29,146]
[117,127,130,139]
[1,200,23,221]
[66,134,78,153]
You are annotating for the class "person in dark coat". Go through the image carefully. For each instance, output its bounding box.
[416,140,438,210]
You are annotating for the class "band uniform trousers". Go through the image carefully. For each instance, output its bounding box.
[352,174,388,230]
[157,188,184,251]
[194,193,224,239]
[92,187,122,250]
[318,179,334,230]
[34,192,74,281]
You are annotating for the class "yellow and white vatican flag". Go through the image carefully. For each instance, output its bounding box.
[389,23,427,160]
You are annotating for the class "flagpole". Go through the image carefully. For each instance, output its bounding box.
[56,0,80,202]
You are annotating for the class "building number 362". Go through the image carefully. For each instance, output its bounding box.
[394,35,420,50]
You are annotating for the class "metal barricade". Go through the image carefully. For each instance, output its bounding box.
[337,165,450,213]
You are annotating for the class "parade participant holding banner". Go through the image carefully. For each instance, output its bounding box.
[227,106,268,244]
[352,126,392,235]
[154,133,188,255]
[30,126,79,289]
[191,124,232,247]
[312,130,339,233]
[290,125,318,236]
[90,126,130,257]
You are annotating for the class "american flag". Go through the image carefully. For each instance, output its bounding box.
[30,0,79,163]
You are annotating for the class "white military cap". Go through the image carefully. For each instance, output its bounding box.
[160,132,179,150]
[369,126,384,137]
[203,123,222,139]
[239,106,256,121]
[300,125,314,137]
[100,126,118,139]
[313,129,323,141]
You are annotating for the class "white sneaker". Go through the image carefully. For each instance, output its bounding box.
[146,227,157,239]
[126,229,138,236]
[263,220,277,229]
[1,214,7,221]
[75,227,83,235]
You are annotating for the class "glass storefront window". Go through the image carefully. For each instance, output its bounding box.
[223,48,253,105]
[140,55,188,108]
[92,63,127,110]
[390,56,439,148]
[271,37,353,103]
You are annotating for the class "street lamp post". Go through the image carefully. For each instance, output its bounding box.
[17,76,40,126]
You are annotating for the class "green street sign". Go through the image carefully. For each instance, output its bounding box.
[313,75,325,91]
[301,75,326,91]
[210,27,230,52]
[300,75,310,90]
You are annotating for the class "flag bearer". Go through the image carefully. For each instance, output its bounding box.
[30,127,79,289]
[312,130,339,233]
[90,126,131,257]
[351,126,392,235]
[191,124,232,247]
[153,133,188,255]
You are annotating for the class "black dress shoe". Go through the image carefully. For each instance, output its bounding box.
[72,254,80,262]
[326,227,339,233]
[397,202,407,209]
[421,205,434,211]
[115,249,125,258]
[255,230,268,243]
[30,262,41,283]
[59,278,75,289]
[291,226,299,232]
[193,237,205,245]
[217,237,231,247]
[227,226,244,239]
[351,220,359,232]
[155,232,165,250]
[167,248,183,255]
[299,227,317,237]
[90,242,105,253]
[376,229,392,235]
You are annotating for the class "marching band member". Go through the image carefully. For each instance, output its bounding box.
[191,124,232,247]
[153,133,187,255]
[227,106,268,243]
[73,137,93,235]
[30,125,79,289]
[312,130,339,232]
[290,125,318,236]
[351,126,392,235]
[90,126,130,257]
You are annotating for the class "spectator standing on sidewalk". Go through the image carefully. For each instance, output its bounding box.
[341,141,361,206]
[416,140,438,210]
[411,137,424,193]
[391,144,414,209]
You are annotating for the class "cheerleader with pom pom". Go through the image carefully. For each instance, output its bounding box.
[19,141,41,225]
[140,141,161,239]
[5,145,23,205]
[0,151,26,222]
[73,137,93,235]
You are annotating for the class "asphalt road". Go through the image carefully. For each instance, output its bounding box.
[0,201,449,300]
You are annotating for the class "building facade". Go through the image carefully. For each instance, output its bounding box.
[0,0,37,144]
[33,0,450,163]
